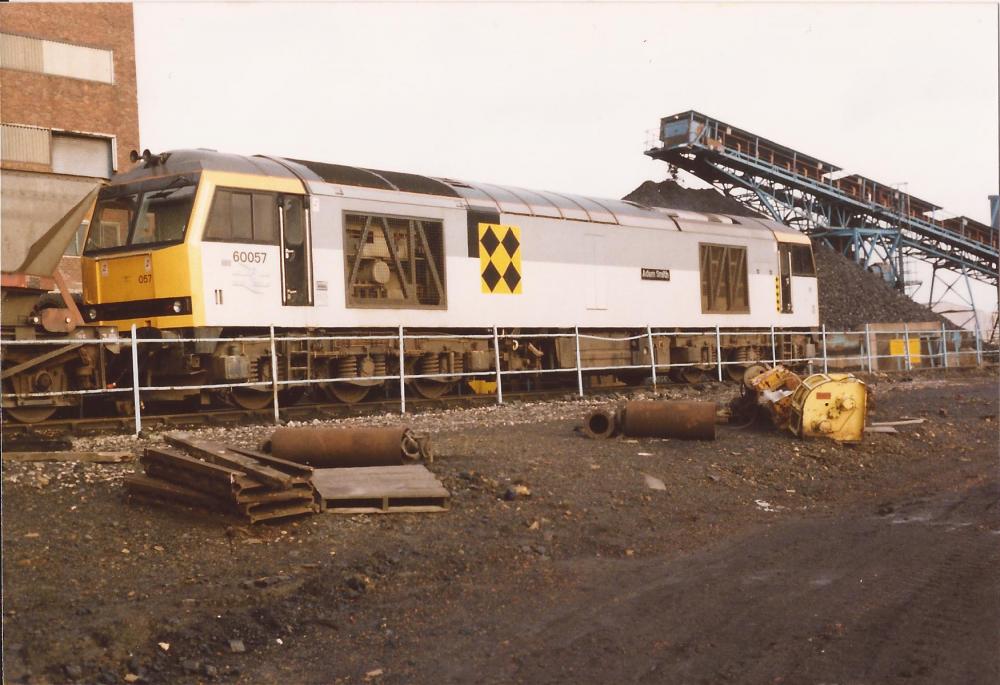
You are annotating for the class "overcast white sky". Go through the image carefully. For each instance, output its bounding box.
[132,1,998,310]
[134,1,997,220]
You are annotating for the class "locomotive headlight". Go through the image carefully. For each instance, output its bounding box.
[171,300,183,313]
[87,308,98,321]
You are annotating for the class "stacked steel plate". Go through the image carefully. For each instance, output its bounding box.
[124,431,321,523]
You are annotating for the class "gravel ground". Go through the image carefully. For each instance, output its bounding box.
[2,369,997,684]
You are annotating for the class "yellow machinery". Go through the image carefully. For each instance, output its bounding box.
[788,373,867,443]
[737,365,867,442]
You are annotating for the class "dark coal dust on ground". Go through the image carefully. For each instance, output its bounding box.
[2,370,998,684]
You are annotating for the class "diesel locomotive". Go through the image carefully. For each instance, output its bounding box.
[67,148,817,411]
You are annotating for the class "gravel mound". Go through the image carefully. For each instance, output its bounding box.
[625,181,945,329]
[812,243,947,330]
[624,180,763,218]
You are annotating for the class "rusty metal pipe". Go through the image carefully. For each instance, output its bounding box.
[266,427,429,468]
[621,400,717,440]
[583,407,619,440]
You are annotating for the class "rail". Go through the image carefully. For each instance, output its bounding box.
[1,322,994,436]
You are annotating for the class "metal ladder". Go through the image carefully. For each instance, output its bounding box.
[283,338,312,382]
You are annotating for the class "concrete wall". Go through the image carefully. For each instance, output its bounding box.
[0,170,98,273]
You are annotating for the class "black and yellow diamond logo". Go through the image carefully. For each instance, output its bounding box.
[479,223,522,294]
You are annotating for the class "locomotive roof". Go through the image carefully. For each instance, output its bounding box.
[115,149,805,239]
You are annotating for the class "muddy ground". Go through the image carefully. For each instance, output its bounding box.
[2,370,998,684]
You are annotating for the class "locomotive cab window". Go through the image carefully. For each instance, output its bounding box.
[204,189,278,243]
[131,185,196,246]
[790,244,816,276]
[343,212,446,309]
[85,178,198,254]
[699,243,749,313]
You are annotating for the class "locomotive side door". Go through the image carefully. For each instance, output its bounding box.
[278,195,312,306]
[777,243,793,313]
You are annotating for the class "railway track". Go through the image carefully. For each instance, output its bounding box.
[0,385,650,438]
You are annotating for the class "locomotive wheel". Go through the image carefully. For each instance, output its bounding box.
[278,386,305,406]
[616,371,651,387]
[669,367,707,384]
[231,387,273,410]
[324,382,371,404]
[725,364,747,383]
[2,377,60,423]
[3,404,58,424]
[411,378,453,399]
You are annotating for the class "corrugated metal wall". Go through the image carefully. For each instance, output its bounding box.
[0,32,44,72]
[0,124,51,165]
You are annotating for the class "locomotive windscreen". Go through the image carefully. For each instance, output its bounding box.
[84,176,198,254]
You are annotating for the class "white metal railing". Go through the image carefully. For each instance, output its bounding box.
[1,322,994,436]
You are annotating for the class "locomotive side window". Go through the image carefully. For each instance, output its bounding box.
[204,189,279,243]
[699,243,749,313]
[790,244,816,276]
[252,194,276,243]
[231,193,253,240]
[343,212,446,309]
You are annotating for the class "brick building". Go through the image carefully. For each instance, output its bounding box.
[0,2,140,288]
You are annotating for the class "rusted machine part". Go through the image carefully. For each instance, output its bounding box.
[400,430,433,461]
[789,373,868,443]
[583,407,619,439]
[266,426,432,467]
[621,400,717,440]
[746,365,801,430]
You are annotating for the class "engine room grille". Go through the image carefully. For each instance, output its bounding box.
[699,243,749,313]
[343,212,446,309]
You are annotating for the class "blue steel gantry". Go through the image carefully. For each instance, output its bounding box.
[645,111,998,333]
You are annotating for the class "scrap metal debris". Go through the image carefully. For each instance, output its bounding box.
[2,450,133,463]
[265,426,433,467]
[124,432,321,523]
[730,365,869,442]
[582,400,718,441]
[870,418,925,427]
[583,407,620,440]
[261,426,448,514]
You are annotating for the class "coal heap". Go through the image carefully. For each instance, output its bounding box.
[624,180,763,218]
[812,243,947,330]
[625,181,946,330]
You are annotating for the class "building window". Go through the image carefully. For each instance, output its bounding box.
[699,243,749,313]
[51,132,113,178]
[204,189,278,244]
[0,32,114,84]
[64,220,90,257]
[343,212,446,308]
[1,125,113,177]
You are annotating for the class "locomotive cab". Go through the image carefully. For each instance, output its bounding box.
[80,173,200,329]
[79,150,312,333]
